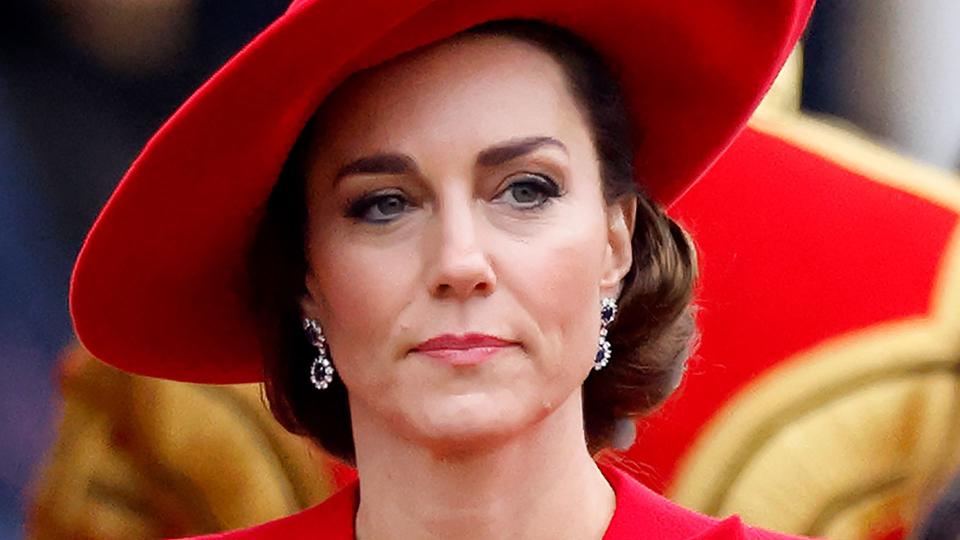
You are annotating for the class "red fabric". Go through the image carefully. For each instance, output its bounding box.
[625,127,959,492]
[69,0,813,384]
[180,462,810,539]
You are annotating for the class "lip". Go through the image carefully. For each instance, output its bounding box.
[412,333,518,366]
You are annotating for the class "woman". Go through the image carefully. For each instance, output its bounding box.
[69,1,815,538]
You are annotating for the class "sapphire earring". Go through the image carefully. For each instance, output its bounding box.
[303,318,335,390]
[594,297,618,371]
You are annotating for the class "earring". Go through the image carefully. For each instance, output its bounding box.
[303,318,335,390]
[594,297,618,371]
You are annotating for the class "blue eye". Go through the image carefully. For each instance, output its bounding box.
[495,174,562,209]
[346,192,411,223]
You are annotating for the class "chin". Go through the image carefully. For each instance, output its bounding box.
[406,392,537,453]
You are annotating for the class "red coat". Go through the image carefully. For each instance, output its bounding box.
[183,462,812,539]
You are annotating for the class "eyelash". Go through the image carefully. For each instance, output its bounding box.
[345,188,410,224]
[493,173,562,209]
[344,173,562,224]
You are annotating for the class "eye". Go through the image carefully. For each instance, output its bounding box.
[494,174,562,209]
[346,191,411,224]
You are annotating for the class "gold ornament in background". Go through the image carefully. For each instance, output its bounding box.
[669,116,960,539]
[26,346,336,539]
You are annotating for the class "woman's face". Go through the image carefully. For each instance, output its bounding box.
[300,34,635,452]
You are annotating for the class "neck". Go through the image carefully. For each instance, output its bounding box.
[350,390,616,540]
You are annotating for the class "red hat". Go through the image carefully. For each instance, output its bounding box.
[70,0,815,383]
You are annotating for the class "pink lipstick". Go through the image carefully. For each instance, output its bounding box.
[412,333,517,366]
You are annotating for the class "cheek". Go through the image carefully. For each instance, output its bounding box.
[496,208,609,377]
[307,229,420,382]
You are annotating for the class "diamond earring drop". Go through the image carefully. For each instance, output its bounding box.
[303,318,335,390]
[594,297,618,371]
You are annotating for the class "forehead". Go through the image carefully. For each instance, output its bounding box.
[306,34,590,159]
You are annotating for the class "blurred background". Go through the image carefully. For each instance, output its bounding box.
[2,1,960,539]
[0,2,289,537]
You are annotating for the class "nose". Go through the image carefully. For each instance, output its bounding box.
[426,199,497,300]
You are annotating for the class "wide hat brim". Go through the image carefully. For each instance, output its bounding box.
[70,0,814,383]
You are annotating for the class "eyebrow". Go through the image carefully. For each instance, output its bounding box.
[333,136,567,182]
[476,136,568,167]
[334,153,417,182]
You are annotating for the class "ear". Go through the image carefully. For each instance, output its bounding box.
[299,269,324,320]
[600,196,636,298]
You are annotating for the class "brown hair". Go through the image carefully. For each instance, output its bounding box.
[248,19,698,463]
